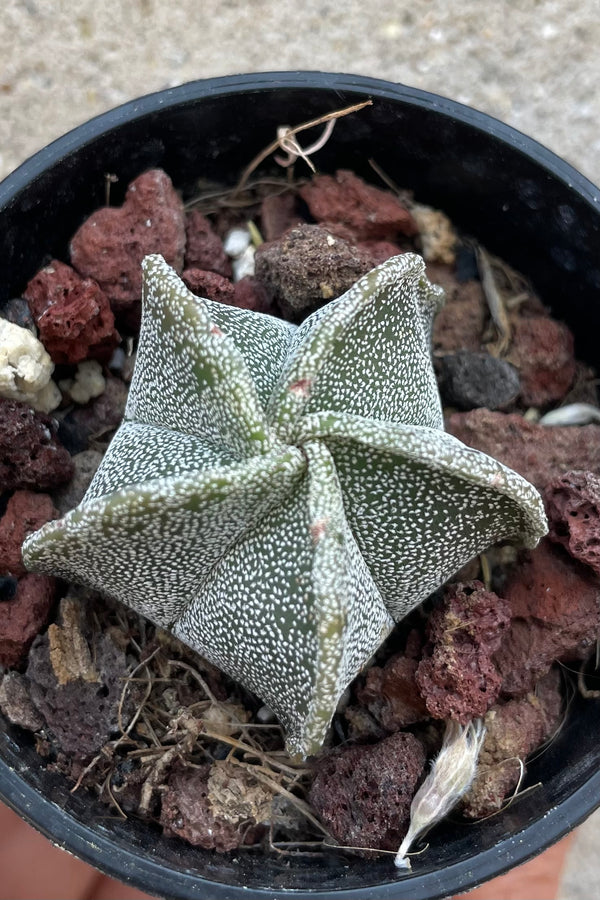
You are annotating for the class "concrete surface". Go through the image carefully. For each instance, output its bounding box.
[1,2,599,898]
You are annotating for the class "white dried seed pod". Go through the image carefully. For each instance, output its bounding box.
[395,719,486,870]
[539,402,600,426]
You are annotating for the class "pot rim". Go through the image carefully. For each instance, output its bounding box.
[1,71,599,207]
[1,71,599,900]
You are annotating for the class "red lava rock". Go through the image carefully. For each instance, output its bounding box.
[23,259,120,364]
[432,277,486,354]
[446,408,600,490]
[0,574,57,668]
[508,316,576,407]
[70,169,185,312]
[254,224,373,315]
[0,491,59,577]
[260,192,303,242]
[0,399,74,493]
[299,170,417,241]
[308,732,425,852]
[181,268,236,305]
[184,210,232,278]
[545,471,600,577]
[160,765,262,851]
[356,632,428,731]
[462,668,562,818]
[232,276,275,314]
[358,239,406,268]
[494,539,600,696]
[415,582,510,723]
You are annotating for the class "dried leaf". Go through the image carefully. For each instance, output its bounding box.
[207,760,274,825]
[48,596,98,685]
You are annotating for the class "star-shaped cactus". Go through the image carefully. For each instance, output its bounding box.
[23,253,547,757]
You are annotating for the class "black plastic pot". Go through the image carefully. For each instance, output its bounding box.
[1,71,599,900]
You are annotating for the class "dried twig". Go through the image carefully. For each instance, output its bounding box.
[233,100,372,194]
[578,661,600,698]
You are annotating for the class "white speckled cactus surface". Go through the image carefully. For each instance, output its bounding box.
[23,252,547,757]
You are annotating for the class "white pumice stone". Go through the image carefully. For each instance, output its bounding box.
[60,359,106,405]
[232,245,255,281]
[0,317,60,412]
[223,227,252,258]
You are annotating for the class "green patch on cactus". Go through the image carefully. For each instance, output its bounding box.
[23,252,547,758]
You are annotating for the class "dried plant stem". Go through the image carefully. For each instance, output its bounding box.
[139,745,180,815]
[578,661,600,698]
[226,757,329,836]
[233,101,372,194]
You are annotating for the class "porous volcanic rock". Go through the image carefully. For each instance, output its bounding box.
[232,275,275,313]
[508,316,576,407]
[70,169,185,312]
[299,170,417,241]
[182,268,236,305]
[255,223,373,315]
[494,539,600,696]
[462,668,562,818]
[0,399,74,492]
[160,765,263,851]
[26,616,133,756]
[355,631,428,731]
[0,574,57,668]
[0,490,59,577]
[430,272,486,354]
[309,731,425,852]
[0,671,44,731]
[23,259,120,364]
[545,471,600,577]
[185,209,232,278]
[260,192,303,242]
[447,408,600,490]
[416,582,510,723]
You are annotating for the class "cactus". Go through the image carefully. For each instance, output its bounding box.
[23,253,547,758]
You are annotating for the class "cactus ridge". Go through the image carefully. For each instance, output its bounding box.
[23,253,547,758]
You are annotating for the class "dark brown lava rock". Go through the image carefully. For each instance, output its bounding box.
[309,731,425,852]
[462,668,562,818]
[447,408,600,490]
[299,170,417,241]
[185,209,232,278]
[545,471,600,577]
[0,574,57,668]
[160,765,262,851]
[0,490,59,577]
[0,399,74,492]
[255,223,374,315]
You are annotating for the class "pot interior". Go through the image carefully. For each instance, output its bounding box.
[1,73,600,900]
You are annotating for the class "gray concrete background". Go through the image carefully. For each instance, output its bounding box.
[2,1,600,897]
